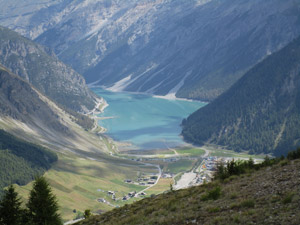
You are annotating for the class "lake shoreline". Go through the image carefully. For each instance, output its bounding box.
[90,87,206,151]
[89,85,208,104]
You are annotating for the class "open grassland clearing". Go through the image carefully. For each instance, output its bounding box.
[175,147,205,156]
[165,159,196,174]
[145,178,174,196]
[15,152,158,221]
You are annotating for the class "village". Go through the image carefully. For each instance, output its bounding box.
[94,153,231,208]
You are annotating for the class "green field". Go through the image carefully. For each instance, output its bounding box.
[176,147,205,156]
[123,149,176,155]
[15,152,158,221]
[146,178,174,196]
[165,159,195,174]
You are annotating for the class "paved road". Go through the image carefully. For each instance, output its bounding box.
[136,163,162,196]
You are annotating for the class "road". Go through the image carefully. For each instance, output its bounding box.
[136,163,162,196]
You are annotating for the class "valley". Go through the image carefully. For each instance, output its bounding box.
[7,86,263,222]
[0,1,300,224]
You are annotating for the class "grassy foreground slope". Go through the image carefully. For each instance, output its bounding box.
[182,36,300,156]
[77,157,300,225]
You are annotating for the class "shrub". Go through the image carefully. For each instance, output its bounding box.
[287,148,300,160]
[282,192,295,204]
[240,199,255,208]
[201,186,221,201]
[207,207,220,213]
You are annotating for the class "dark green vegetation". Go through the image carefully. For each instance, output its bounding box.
[0,130,57,194]
[182,36,300,156]
[77,150,300,225]
[0,185,23,225]
[27,177,62,225]
[0,177,62,225]
[0,26,96,113]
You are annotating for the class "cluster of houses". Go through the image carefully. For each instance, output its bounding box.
[195,156,219,184]
[124,175,158,186]
[122,191,147,201]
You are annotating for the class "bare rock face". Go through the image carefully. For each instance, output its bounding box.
[1,0,300,101]
[0,26,97,112]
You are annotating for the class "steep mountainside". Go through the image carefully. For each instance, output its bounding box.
[0,64,107,154]
[0,26,97,112]
[1,0,299,100]
[77,157,300,225]
[182,37,300,156]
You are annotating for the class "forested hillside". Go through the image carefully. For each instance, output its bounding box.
[0,129,57,194]
[182,37,300,156]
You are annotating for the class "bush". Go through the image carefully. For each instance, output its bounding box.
[240,199,255,208]
[282,192,294,204]
[201,186,221,201]
[215,158,257,180]
[287,148,300,160]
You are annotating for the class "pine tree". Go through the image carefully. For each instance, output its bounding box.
[0,185,23,225]
[27,177,62,225]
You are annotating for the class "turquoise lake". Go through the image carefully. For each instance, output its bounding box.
[92,88,206,150]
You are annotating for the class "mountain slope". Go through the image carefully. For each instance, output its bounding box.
[182,37,300,156]
[77,157,300,225]
[31,0,300,100]
[0,26,97,112]
[0,64,107,154]
[0,129,57,194]
[1,1,300,100]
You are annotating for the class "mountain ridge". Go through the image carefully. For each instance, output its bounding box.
[2,0,300,100]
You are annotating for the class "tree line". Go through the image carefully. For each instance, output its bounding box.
[215,147,300,180]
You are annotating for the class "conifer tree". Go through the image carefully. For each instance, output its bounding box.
[27,177,62,225]
[0,185,23,225]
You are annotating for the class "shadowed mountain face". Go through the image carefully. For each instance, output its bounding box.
[0,64,108,154]
[1,0,299,101]
[0,26,97,113]
[0,65,70,134]
[182,37,300,156]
